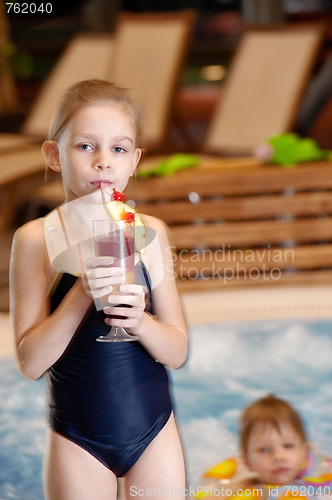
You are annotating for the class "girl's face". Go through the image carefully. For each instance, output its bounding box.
[244,422,307,485]
[45,103,142,202]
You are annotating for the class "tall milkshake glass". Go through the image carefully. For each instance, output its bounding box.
[93,218,138,342]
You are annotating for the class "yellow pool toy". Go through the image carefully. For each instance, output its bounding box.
[192,452,332,499]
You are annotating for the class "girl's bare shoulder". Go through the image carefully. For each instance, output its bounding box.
[140,214,169,239]
[12,218,46,254]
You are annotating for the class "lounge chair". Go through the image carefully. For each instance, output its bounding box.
[204,24,324,155]
[0,10,196,229]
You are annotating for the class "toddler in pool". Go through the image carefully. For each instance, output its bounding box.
[194,395,332,499]
[240,393,308,486]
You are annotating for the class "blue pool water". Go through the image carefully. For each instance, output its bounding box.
[171,319,332,487]
[1,318,332,499]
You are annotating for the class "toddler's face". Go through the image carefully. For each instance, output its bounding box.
[244,422,307,485]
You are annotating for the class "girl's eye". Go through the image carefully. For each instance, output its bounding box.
[113,147,126,153]
[284,443,295,449]
[79,144,93,151]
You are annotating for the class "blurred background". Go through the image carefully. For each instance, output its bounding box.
[0,0,332,312]
[1,0,332,313]
[4,0,332,146]
[1,3,332,498]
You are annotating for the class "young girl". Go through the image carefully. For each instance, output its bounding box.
[10,79,188,500]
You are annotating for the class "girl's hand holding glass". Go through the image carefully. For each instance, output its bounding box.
[84,259,146,339]
[83,256,123,302]
[103,283,146,332]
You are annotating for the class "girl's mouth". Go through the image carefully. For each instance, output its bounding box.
[91,180,112,188]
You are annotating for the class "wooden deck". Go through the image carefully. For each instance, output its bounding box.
[6,155,332,292]
[125,156,332,290]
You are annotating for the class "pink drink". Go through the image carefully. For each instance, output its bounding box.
[95,232,135,286]
[93,221,135,310]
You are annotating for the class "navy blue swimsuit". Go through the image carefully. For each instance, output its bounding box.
[47,268,172,477]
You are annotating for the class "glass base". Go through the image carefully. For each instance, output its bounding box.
[96,326,139,342]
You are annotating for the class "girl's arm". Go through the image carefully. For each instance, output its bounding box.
[103,216,188,369]
[10,219,92,380]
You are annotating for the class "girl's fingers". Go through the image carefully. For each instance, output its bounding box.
[104,309,144,329]
[85,266,123,293]
[85,266,123,279]
[93,285,113,299]
[119,284,146,295]
[104,291,145,309]
[107,317,142,329]
[88,275,122,290]
[84,256,114,269]
[103,286,146,329]
[104,304,142,317]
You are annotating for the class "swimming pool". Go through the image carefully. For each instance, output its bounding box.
[1,318,332,498]
[171,319,332,487]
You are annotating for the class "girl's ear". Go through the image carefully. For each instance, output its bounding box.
[130,147,143,177]
[41,140,61,172]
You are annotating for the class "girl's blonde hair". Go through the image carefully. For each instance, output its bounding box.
[48,79,143,147]
[240,394,307,453]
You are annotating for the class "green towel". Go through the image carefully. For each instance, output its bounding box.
[268,133,330,167]
[138,153,199,178]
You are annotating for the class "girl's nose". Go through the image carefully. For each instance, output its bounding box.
[95,163,111,170]
[94,157,111,171]
[93,149,112,170]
